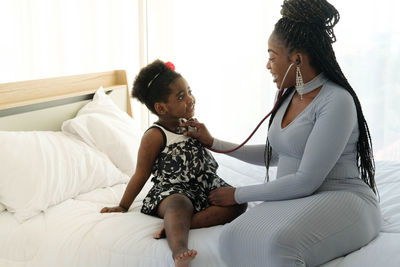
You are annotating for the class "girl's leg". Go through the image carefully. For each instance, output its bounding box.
[190,203,247,229]
[154,203,247,238]
[157,193,197,267]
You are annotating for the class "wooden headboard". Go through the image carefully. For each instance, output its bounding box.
[0,70,132,131]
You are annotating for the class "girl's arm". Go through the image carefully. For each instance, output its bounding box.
[101,128,164,213]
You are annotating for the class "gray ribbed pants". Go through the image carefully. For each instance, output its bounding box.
[219,191,381,267]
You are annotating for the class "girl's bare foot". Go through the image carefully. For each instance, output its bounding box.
[174,249,197,267]
[154,226,166,239]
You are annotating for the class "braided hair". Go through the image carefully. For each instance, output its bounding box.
[132,59,181,114]
[265,0,377,193]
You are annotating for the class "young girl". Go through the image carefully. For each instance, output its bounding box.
[101,60,246,267]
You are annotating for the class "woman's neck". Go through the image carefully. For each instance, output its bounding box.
[300,66,320,84]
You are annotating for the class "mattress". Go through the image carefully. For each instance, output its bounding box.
[0,156,399,267]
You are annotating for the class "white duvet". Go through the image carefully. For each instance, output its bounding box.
[0,157,399,267]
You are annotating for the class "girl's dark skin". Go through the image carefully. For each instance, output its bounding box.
[101,76,246,267]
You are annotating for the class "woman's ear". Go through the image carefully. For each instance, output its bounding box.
[154,102,167,115]
[290,53,303,65]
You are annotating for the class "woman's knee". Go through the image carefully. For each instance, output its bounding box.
[218,222,237,256]
[219,220,305,266]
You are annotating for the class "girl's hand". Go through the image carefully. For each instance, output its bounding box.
[181,118,214,147]
[100,206,127,213]
[208,187,237,206]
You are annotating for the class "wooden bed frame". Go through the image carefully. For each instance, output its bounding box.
[0,70,132,131]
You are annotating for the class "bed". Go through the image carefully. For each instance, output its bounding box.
[0,70,399,267]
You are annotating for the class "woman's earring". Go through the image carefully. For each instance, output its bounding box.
[296,66,304,100]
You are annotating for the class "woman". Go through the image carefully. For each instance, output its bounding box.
[183,0,381,266]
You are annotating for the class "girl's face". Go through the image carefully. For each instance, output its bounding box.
[164,77,195,120]
[266,33,296,90]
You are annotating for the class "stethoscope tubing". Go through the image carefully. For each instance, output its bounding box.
[207,63,295,153]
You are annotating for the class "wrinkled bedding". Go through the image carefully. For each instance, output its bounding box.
[0,156,399,267]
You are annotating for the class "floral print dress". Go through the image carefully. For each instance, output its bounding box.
[141,123,230,216]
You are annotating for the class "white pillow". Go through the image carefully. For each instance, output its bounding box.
[0,131,129,222]
[0,203,5,213]
[62,87,142,177]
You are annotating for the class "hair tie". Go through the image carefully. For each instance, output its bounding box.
[165,61,175,70]
[147,61,175,88]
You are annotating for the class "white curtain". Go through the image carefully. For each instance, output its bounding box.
[146,0,400,160]
[333,0,400,160]
[0,0,143,81]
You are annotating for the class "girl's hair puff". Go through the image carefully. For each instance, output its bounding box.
[132,59,181,114]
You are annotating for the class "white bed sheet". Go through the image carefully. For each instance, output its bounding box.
[0,182,224,267]
[0,156,399,267]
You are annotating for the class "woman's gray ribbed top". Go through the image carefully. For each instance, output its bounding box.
[212,73,375,204]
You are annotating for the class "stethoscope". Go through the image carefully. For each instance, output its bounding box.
[207,62,296,153]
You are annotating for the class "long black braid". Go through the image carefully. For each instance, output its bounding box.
[265,0,377,194]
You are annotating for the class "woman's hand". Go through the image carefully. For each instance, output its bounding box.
[208,187,237,206]
[100,206,127,213]
[181,118,214,147]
